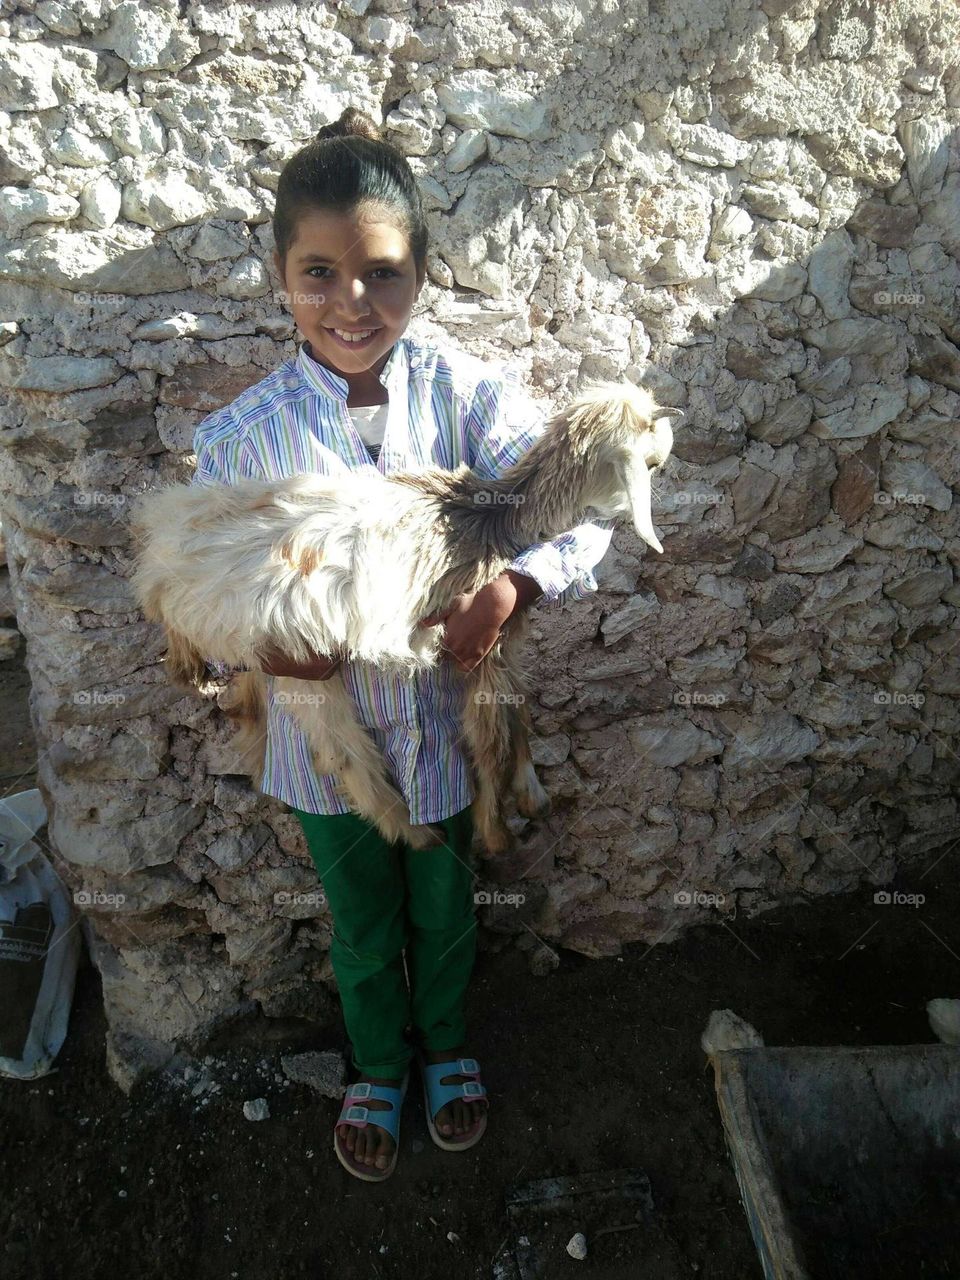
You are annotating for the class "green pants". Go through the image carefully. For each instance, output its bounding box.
[292,804,479,1080]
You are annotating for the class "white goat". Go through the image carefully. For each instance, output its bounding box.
[130,380,675,855]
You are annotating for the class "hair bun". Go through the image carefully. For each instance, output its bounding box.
[315,107,383,145]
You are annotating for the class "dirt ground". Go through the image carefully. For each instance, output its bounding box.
[2,648,959,1280]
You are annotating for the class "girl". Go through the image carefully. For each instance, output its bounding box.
[191,107,615,1181]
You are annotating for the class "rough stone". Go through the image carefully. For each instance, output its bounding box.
[883,568,953,608]
[158,363,263,412]
[722,710,820,773]
[756,442,837,541]
[0,186,79,236]
[280,1050,346,1098]
[831,441,879,527]
[121,172,213,232]
[772,525,862,574]
[879,459,952,512]
[0,354,120,393]
[748,393,813,446]
[436,71,552,141]
[848,199,920,247]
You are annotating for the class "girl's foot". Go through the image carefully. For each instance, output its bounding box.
[336,1073,403,1171]
[423,1046,487,1138]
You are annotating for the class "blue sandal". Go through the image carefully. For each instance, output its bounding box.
[417,1050,489,1151]
[334,1069,409,1182]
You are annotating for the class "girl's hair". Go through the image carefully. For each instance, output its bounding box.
[273,107,428,277]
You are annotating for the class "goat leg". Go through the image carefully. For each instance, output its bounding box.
[508,699,551,820]
[499,622,551,821]
[222,670,270,787]
[277,674,446,850]
[462,655,518,857]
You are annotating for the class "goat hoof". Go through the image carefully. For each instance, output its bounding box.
[480,825,516,858]
[514,765,551,820]
[516,792,552,820]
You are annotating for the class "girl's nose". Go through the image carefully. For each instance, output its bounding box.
[333,278,372,318]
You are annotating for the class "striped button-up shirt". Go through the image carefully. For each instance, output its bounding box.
[190,336,614,821]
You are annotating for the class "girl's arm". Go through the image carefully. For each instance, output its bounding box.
[258,644,342,681]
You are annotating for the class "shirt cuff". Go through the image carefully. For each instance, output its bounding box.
[505,543,596,606]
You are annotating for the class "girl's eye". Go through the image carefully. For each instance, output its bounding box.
[305,267,398,279]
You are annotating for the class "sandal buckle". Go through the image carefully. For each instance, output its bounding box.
[344,1104,369,1123]
[461,1080,485,1098]
[348,1082,373,1100]
[457,1057,480,1075]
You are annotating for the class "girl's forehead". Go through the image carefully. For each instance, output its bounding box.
[290,204,410,257]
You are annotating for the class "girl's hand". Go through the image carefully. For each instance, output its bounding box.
[418,571,542,673]
[258,643,343,680]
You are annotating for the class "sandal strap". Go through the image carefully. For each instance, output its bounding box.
[422,1056,481,1079]
[420,1056,488,1119]
[337,1076,408,1141]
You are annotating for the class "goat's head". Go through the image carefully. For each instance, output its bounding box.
[566,381,680,553]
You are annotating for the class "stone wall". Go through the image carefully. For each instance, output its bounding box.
[1,0,958,1090]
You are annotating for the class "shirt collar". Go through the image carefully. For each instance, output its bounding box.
[297,337,408,401]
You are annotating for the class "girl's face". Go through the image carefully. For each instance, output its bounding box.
[274,203,424,386]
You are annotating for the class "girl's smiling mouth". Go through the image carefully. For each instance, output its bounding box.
[325,326,383,349]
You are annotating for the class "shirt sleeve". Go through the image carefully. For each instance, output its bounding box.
[190,413,265,678]
[466,368,615,611]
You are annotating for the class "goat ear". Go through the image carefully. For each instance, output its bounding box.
[644,416,675,468]
[164,628,210,690]
[628,454,664,554]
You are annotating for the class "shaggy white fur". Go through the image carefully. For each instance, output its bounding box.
[131,380,676,854]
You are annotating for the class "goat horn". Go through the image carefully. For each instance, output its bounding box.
[630,457,664,554]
